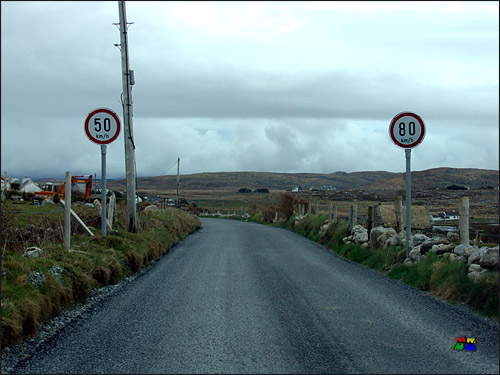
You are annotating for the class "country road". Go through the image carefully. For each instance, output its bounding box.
[6,218,499,374]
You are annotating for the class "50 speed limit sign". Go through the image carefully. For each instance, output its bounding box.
[84,108,121,145]
[389,112,425,149]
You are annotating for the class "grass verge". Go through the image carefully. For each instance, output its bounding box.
[214,211,499,321]
[1,204,201,349]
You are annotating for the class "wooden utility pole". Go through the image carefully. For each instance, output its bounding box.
[117,1,137,232]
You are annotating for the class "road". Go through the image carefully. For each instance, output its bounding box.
[7,218,499,374]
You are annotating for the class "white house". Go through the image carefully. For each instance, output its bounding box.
[431,211,460,222]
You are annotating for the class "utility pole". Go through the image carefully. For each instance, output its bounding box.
[117,1,137,232]
[176,157,180,206]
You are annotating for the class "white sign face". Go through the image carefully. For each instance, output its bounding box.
[85,108,121,145]
[389,112,425,149]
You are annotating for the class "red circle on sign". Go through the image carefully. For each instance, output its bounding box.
[84,108,121,145]
[389,111,425,149]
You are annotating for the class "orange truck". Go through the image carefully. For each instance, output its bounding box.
[33,175,93,202]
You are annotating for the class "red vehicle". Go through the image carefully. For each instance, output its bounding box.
[33,175,93,202]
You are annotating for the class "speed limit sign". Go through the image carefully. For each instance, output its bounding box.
[389,112,425,149]
[84,108,121,145]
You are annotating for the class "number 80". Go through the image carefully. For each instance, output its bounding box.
[399,121,416,137]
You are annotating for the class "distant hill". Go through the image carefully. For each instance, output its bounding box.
[107,168,499,192]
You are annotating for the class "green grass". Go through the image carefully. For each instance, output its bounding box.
[240,211,498,321]
[1,204,201,349]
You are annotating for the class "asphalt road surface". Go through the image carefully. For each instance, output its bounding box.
[7,218,499,374]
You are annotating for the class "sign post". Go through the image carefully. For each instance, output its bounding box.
[389,112,425,258]
[85,108,121,236]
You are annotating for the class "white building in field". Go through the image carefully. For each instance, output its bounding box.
[431,211,460,222]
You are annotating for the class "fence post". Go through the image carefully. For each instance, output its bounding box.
[328,202,333,223]
[333,205,337,223]
[64,171,71,252]
[394,196,404,232]
[352,202,358,228]
[367,206,373,235]
[459,196,470,245]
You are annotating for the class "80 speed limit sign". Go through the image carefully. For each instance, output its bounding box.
[389,112,425,149]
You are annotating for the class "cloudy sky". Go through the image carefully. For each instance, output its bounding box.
[1,1,499,180]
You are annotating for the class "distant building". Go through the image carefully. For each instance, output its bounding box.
[292,186,303,193]
[431,211,460,222]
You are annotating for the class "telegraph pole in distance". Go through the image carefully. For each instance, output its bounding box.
[117,0,137,232]
[176,158,180,206]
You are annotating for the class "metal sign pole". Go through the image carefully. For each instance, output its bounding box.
[405,148,411,258]
[101,144,107,236]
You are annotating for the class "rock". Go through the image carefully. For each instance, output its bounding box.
[342,236,353,244]
[27,271,47,287]
[431,243,456,255]
[144,205,159,211]
[454,255,467,264]
[413,233,430,247]
[467,247,489,266]
[468,269,488,282]
[479,248,499,270]
[22,247,44,258]
[453,244,477,259]
[447,232,459,243]
[404,258,414,266]
[397,250,406,262]
[441,253,457,262]
[377,228,398,248]
[352,225,368,244]
[370,226,386,248]
[361,242,370,248]
[468,264,483,273]
[386,235,402,248]
[48,266,64,279]
[409,247,422,262]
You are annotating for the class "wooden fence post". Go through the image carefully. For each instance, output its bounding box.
[64,171,71,252]
[367,206,373,235]
[352,202,358,228]
[394,196,404,232]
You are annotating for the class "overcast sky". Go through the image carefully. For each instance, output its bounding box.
[1,1,499,180]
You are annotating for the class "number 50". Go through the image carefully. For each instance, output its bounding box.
[94,117,111,132]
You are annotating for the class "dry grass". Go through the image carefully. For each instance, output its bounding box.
[1,201,201,348]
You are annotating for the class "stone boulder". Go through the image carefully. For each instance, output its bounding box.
[431,243,456,255]
[22,247,44,258]
[376,228,398,248]
[27,271,46,287]
[144,205,159,212]
[413,233,430,247]
[351,225,368,244]
[370,226,386,248]
[409,247,422,262]
[467,247,489,266]
[468,268,489,282]
[479,248,499,270]
[453,244,477,260]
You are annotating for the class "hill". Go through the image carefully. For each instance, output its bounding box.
[107,167,499,192]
